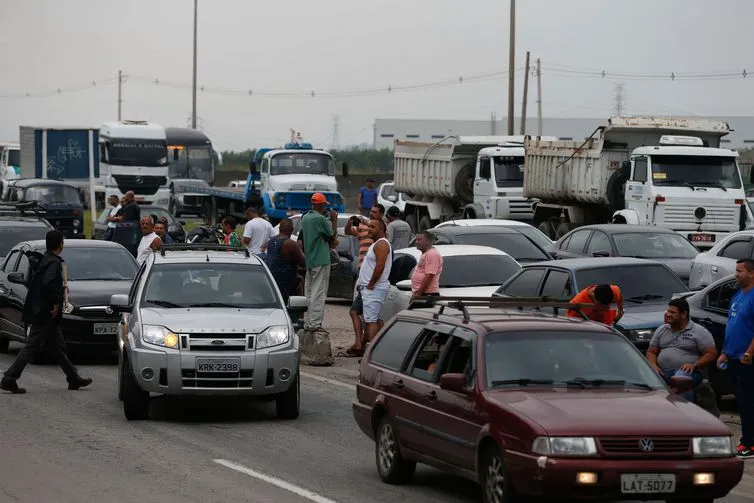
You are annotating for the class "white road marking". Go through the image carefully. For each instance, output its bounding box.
[213,459,340,503]
[300,371,356,391]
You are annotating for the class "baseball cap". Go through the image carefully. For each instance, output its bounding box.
[311,193,329,205]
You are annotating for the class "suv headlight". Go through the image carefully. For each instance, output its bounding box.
[142,325,179,349]
[257,325,289,349]
[693,436,734,457]
[532,436,597,457]
[626,329,653,343]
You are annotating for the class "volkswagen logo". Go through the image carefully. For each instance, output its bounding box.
[134,176,144,184]
[105,306,113,315]
[638,438,655,452]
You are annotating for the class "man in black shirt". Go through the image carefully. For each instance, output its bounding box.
[119,191,141,222]
[0,230,93,394]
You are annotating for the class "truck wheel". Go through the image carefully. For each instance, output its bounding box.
[405,214,418,233]
[607,170,628,211]
[123,358,150,420]
[455,162,475,205]
[418,216,432,232]
[275,373,300,420]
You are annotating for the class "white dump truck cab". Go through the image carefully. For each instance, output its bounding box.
[614,135,747,248]
[473,140,536,220]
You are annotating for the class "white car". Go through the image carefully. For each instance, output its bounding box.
[377,181,408,213]
[689,229,754,289]
[380,244,522,323]
[433,218,554,250]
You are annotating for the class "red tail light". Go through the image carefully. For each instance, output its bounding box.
[735,199,744,205]
[655,196,665,203]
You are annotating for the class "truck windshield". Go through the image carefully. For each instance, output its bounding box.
[651,155,742,189]
[168,145,213,181]
[269,153,334,176]
[108,139,168,167]
[24,185,81,205]
[7,149,20,168]
[494,156,525,187]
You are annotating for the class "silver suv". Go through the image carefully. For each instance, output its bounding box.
[109,244,307,421]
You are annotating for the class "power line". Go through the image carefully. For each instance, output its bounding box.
[0,76,119,99]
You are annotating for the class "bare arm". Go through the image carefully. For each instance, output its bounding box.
[150,236,163,251]
[682,346,717,372]
[413,274,436,297]
[646,346,661,373]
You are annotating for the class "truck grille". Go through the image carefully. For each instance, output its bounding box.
[182,195,204,206]
[659,204,738,228]
[599,437,690,457]
[276,192,344,210]
[181,369,254,388]
[113,175,167,196]
[508,198,536,218]
[179,333,252,352]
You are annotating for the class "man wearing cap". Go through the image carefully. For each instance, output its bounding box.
[358,178,377,217]
[300,193,338,332]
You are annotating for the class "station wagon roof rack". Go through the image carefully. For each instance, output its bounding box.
[0,200,48,217]
[158,243,250,257]
[408,296,593,323]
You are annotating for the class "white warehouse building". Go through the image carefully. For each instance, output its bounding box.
[373,117,754,151]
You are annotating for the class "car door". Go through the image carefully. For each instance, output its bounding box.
[327,234,357,299]
[625,156,652,223]
[554,229,592,259]
[710,237,753,285]
[693,280,737,395]
[585,230,612,257]
[473,156,496,208]
[382,254,418,322]
[539,269,573,300]
[0,249,21,338]
[3,248,29,338]
[495,267,547,299]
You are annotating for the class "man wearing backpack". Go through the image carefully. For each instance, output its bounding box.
[0,230,93,394]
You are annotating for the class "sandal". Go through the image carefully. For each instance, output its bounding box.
[336,346,364,357]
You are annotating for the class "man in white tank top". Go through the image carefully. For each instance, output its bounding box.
[358,219,392,343]
[136,215,163,265]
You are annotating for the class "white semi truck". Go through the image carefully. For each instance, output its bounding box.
[524,117,750,249]
[393,135,556,232]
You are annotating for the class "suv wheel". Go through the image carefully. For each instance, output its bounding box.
[123,358,150,420]
[0,336,8,353]
[117,353,125,402]
[275,373,300,419]
[480,444,519,503]
[375,416,415,484]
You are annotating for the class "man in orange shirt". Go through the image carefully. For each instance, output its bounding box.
[567,284,624,325]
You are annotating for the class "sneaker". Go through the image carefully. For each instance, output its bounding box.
[0,379,26,394]
[67,377,93,390]
[736,445,754,459]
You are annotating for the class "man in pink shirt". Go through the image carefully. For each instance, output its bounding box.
[411,230,443,299]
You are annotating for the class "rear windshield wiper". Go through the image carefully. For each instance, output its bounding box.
[146,299,185,308]
[492,378,555,386]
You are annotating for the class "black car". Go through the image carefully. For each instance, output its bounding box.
[0,202,54,262]
[674,274,737,398]
[91,206,187,243]
[552,224,700,284]
[426,225,552,263]
[493,257,690,351]
[3,179,85,239]
[0,239,138,354]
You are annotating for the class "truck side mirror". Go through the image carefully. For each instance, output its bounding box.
[342,162,349,178]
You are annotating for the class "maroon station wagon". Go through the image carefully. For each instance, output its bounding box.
[352,298,744,503]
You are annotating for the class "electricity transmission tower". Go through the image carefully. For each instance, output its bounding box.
[613,83,625,116]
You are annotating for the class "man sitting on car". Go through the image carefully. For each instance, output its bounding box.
[646,298,718,400]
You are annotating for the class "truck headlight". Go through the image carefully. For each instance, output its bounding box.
[142,325,179,349]
[627,329,653,343]
[693,436,734,457]
[257,325,289,349]
[532,436,597,457]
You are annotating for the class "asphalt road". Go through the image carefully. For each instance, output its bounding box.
[0,343,753,503]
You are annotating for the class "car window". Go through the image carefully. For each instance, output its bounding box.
[0,225,50,257]
[381,184,396,199]
[501,268,546,297]
[440,254,521,287]
[576,264,687,302]
[515,226,553,250]
[432,232,451,245]
[447,232,549,261]
[718,239,752,260]
[389,254,417,285]
[437,335,474,378]
[369,320,426,371]
[16,252,29,277]
[540,270,572,298]
[129,263,146,304]
[612,232,699,259]
[407,330,449,382]
[704,281,738,313]
[59,246,138,280]
[565,230,590,253]
[2,249,19,271]
[586,231,611,256]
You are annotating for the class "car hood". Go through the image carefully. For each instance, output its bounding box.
[486,389,730,436]
[68,280,132,307]
[616,302,668,330]
[138,307,289,332]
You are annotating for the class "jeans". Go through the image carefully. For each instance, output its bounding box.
[304,265,330,330]
[729,360,754,446]
[661,368,703,402]
[3,322,79,383]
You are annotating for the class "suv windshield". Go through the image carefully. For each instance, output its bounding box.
[448,232,549,262]
[576,264,687,302]
[0,226,49,257]
[142,263,280,308]
[439,255,521,287]
[612,232,699,259]
[58,247,137,280]
[651,155,742,189]
[485,330,666,389]
[24,185,81,205]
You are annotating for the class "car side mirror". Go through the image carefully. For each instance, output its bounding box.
[387,195,397,202]
[287,296,308,314]
[440,373,470,394]
[109,293,132,313]
[7,272,25,285]
[396,279,412,292]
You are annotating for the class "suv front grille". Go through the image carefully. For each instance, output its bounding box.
[599,437,690,457]
[179,333,253,352]
[181,369,253,388]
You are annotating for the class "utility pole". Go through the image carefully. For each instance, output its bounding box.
[491,111,497,135]
[191,0,198,129]
[117,70,123,121]
[536,58,543,136]
[507,0,515,135]
[613,83,625,116]
[520,51,530,135]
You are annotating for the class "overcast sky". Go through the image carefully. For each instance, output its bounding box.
[1,0,753,151]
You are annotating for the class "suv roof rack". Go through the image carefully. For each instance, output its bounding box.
[158,243,250,257]
[0,200,48,217]
[408,296,593,323]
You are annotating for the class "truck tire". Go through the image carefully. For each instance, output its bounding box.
[607,170,628,212]
[455,162,475,205]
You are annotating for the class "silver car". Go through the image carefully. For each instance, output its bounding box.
[109,244,307,421]
[689,229,754,289]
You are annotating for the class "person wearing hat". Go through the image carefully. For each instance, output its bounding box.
[300,193,338,332]
[358,178,377,217]
[385,206,412,251]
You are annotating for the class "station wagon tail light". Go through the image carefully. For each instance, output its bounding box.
[692,436,734,457]
[142,325,179,349]
[257,325,289,349]
[532,436,597,457]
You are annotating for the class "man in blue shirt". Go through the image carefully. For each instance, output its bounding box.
[358,178,377,217]
[719,258,754,458]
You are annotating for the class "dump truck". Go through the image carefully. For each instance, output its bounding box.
[524,116,750,249]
